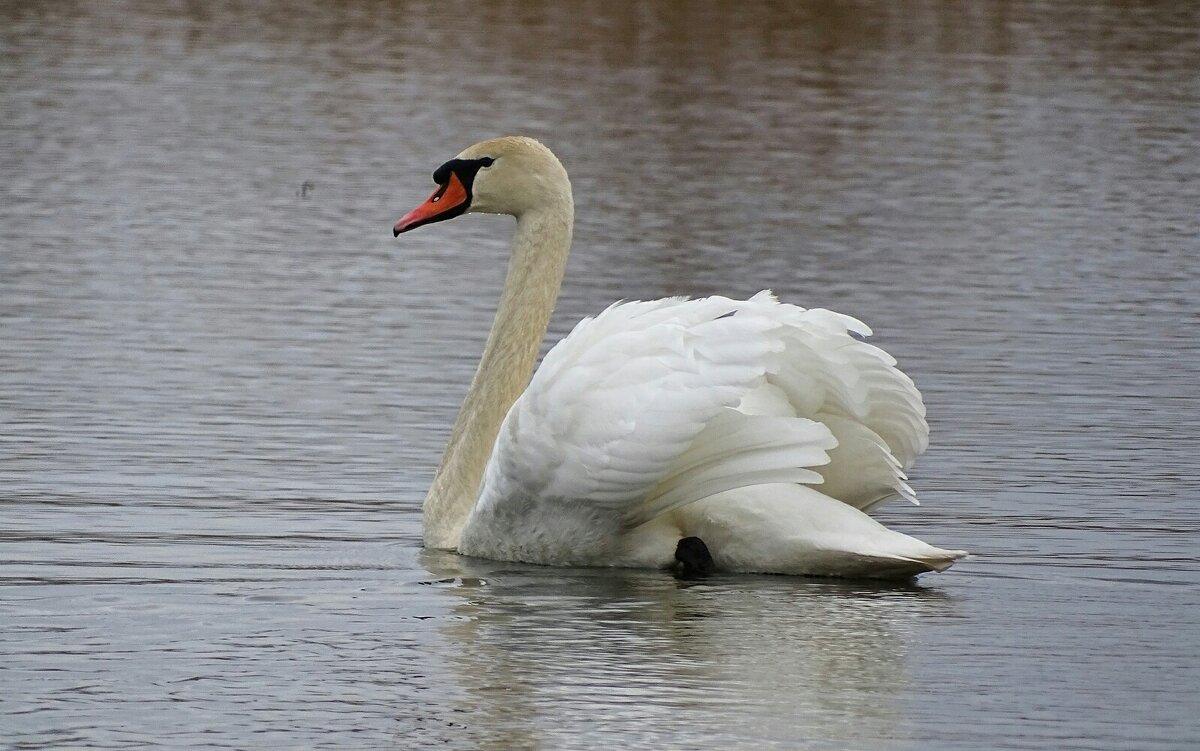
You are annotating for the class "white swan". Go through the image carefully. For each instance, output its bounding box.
[394,136,967,578]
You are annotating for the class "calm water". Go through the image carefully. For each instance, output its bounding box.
[2,1,1199,748]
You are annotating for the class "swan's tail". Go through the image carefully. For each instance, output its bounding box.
[921,547,970,572]
[677,484,968,579]
[862,546,968,578]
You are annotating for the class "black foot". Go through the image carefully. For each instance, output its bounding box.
[673,536,716,578]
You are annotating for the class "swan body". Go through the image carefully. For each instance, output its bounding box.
[394,136,966,578]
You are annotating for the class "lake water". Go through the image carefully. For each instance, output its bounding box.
[2,1,1198,748]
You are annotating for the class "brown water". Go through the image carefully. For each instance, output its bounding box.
[2,1,1199,748]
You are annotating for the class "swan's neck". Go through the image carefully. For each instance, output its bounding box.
[422,204,573,549]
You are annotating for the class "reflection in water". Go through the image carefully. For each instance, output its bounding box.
[423,551,954,750]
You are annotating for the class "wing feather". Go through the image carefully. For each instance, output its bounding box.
[753,301,929,509]
[472,291,930,537]
[477,297,790,520]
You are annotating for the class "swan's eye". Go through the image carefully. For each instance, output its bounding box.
[480,157,495,168]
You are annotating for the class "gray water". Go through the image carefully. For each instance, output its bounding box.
[2,1,1199,748]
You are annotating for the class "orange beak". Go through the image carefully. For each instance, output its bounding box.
[393,172,470,236]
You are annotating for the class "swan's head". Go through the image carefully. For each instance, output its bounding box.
[393,136,571,236]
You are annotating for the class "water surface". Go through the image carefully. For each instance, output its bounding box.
[2,1,1198,748]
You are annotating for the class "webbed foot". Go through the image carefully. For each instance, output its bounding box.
[673,536,716,578]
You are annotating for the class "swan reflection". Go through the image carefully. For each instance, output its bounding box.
[420,550,956,750]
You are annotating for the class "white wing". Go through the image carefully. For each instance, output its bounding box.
[467,292,928,556]
[759,302,928,510]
